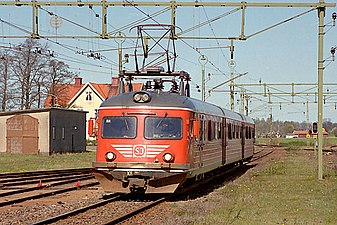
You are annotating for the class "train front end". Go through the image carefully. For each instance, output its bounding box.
[92,91,192,194]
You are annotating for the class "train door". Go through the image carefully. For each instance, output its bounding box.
[241,122,245,159]
[197,116,205,167]
[189,115,198,166]
[222,118,226,165]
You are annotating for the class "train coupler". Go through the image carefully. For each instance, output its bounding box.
[127,177,148,193]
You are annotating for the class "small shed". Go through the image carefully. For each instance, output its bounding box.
[0,108,87,154]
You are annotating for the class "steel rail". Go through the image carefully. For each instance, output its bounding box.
[30,193,125,225]
[0,171,93,184]
[104,196,168,225]
[0,175,95,198]
[0,174,94,187]
[0,181,99,207]
[0,168,92,179]
[250,150,274,162]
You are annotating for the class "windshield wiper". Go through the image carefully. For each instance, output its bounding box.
[156,112,168,128]
[122,113,129,130]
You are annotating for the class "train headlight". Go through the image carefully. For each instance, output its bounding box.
[163,153,174,163]
[133,92,151,103]
[133,93,142,102]
[141,93,150,102]
[105,152,116,161]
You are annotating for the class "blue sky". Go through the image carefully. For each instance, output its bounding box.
[0,0,337,123]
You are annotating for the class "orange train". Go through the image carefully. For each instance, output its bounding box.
[90,73,255,194]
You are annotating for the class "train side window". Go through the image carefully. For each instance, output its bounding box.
[228,123,232,140]
[207,120,212,141]
[215,122,221,140]
[208,121,215,141]
[214,122,218,140]
[218,122,222,139]
[233,125,235,139]
[236,125,240,138]
[237,125,240,139]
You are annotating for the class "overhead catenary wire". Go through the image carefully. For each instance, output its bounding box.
[0,1,237,82]
[176,7,241,37]
[0,16,123,75]
[109,0,231,79]
[0,18,31,35]
[108,7,171,35]
[246,7,317,39]
[200,2,230,66]
[39,7,101,35]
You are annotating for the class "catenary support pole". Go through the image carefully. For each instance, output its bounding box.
[317,1,325,180]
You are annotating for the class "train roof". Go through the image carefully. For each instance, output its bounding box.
[100,91,252,122]
[241,114,255,125]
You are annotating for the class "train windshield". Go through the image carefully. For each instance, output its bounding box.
[144,117,182,139]
[102,116,137,138]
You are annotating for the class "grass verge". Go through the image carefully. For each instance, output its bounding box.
[256,137,337,149]
[172,150,337,225]
[0,151,96,173]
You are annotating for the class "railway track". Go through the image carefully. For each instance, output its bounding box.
[28,150,274,225]
[0,173,94,188]
[0,168,92,179]
[250,150,275,162]
[0,180,99,207]
[0,168,93,189]
[29,191,173,225]
[30,193,126,225]
[0,168,99,207]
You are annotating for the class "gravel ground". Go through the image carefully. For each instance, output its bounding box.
[0,188,105,225]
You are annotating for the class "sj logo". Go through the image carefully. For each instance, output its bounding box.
[133,145,147,157]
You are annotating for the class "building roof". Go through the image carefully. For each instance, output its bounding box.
[292,130,310,135]
[44,77,142,108]
[293,130,329,135]
[0,107,87,117]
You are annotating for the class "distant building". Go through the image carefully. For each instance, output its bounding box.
[292,130,329,138]
[44,77,142,139]
[0,108,87,154]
